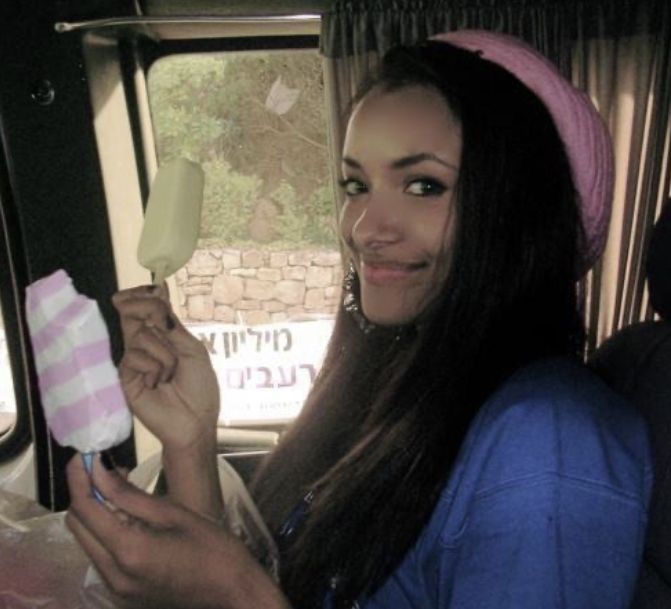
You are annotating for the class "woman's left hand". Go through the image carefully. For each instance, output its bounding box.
[66,456,290,609]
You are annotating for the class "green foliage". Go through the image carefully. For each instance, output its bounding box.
[149,55,231,160]
[272,180,309,242]
[199,159,261,242]
[147,50,337,249]
[307,184,339,245]
[273,181,338,247]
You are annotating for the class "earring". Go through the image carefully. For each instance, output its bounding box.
[342,262,419,342]
[342,262,376,334]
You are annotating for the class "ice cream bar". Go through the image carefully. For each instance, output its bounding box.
[24,269,132,453]
[137,158,205,285]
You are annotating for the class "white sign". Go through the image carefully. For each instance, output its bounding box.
[0,320,335,426]
[186,319,334,426]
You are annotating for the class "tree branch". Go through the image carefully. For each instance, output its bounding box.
[251,98,327,151]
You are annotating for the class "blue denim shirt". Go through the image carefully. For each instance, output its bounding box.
[357,357,653,609]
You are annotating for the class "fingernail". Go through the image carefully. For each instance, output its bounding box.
[166,315,176,330]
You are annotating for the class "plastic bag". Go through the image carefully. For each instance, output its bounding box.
[0,456,278,608]
[0,509,123,608]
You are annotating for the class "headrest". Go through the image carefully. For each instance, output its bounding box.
[647,201,671,320]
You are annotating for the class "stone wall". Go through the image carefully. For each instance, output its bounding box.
[175,248,343,324]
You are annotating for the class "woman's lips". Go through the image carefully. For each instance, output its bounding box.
[360,261,426,285]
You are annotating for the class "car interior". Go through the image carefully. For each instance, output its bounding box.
[0,0,668,606]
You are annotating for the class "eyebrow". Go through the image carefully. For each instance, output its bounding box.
[342,152,459,172]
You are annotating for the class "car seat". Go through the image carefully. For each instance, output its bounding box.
[589,200,671,609]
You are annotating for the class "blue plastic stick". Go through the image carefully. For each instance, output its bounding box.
[81,452,105,503]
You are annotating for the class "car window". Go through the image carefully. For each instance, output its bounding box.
[0,305,16,438]
[147,49,340,428]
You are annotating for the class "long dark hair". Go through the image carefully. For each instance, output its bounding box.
[251,40,584,607]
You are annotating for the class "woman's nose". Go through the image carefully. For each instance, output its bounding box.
[351,193,402,249]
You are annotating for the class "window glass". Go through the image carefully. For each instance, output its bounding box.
[0,305,16,438]
[147,49,340,428]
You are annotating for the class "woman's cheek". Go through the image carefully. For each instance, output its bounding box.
[339,201,358,245]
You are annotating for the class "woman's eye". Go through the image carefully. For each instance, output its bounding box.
[405,178,447,197]
[339,178,367,197]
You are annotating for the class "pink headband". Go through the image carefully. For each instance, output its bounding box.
[432,30,614,273]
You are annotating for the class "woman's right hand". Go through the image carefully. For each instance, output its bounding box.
[113,284,223,518]
[112,284,220,454]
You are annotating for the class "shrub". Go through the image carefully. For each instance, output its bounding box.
[199,158,261,243]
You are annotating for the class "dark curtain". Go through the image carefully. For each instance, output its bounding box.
[319,0,671,351]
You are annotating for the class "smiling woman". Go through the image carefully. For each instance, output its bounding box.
[65,30,652,609]
[251,35,645,608]
[339,85,461,325]
[0,0,666,605]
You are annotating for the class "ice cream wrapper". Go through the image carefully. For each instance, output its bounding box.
[24,269,132,453]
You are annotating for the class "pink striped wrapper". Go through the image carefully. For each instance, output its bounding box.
[24,269,132,452]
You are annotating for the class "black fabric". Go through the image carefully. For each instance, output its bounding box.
[630,560,671,609]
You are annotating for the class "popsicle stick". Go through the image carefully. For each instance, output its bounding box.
[81,452,106,503]
[153,261,168,286]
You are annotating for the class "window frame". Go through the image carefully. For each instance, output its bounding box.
[0,134,33,462]
[82,19,325,462]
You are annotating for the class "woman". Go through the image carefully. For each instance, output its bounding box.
[66,31,652,609]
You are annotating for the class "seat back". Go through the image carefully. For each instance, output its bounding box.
[589,201,671,608]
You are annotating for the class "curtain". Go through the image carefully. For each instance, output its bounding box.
[572,3,671,349]
[319,0,671,352]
